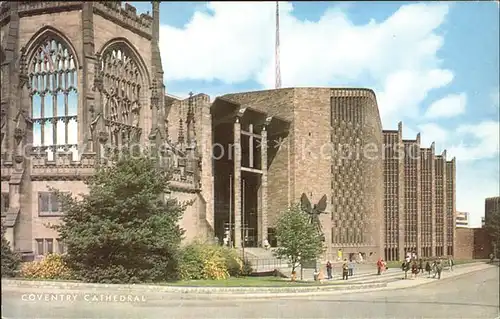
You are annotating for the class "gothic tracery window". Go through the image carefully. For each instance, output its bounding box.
[100,47,142,147]
[30,38,78,160]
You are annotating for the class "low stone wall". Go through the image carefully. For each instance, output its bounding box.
[1,279,386,294]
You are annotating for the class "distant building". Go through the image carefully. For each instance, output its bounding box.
[456,211,470,228]
[485,197,500,226]
[455,227,492,260]
[382,122,456,261]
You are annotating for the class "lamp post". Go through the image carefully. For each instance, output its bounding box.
[229,173,232,247]
[242,178,246,259]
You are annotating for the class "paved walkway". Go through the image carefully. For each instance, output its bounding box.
[2,264,498,319]
[1,262,492,298]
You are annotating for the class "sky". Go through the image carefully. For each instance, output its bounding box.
[126,1,500,227]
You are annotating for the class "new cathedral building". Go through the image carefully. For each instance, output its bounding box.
[0,2,456,262]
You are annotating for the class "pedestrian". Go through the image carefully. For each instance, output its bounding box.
[448,256,454,272]
[490,253,495,263]
[376,258,383,275]
[425,260,431,277]
[348,259,354,277]
[411,260,418,279]
[435,259,443,279]
[326,260,333,279]
[402,260,410,279]
[342,259,349,280]
[418,258,424,276]
[431,260,436,278]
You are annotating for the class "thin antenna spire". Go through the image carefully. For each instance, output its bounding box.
[275,1,282,89]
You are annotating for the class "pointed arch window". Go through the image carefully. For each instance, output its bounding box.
[30,38,78,160]
[100,46,142,147]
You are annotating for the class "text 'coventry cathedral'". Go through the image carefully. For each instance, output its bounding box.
[0,2,456,262]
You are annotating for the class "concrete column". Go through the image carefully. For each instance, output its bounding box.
[451,158,456,257]
[416,136,422,257]
[442,153,448,256]
[260,125,268,246]
[431,145,436,257]
[397,139,406,260]
[233,117,242,248]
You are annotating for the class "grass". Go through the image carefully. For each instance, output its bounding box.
[5,276,344,287]
[161,276,345,287]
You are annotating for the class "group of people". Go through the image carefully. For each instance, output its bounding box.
[325,259,356,280]
[401,254,454,280]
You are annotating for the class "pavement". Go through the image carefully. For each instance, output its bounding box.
[1,262,498,318]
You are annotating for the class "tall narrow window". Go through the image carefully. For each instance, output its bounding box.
[100,47,142,147]
[30,38,78,161]
[46,238,54,254]
[36,239,44,256]
[0,192,8,216]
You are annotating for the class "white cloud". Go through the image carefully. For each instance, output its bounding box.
[410,121,499,161]
[160,2,452,124]
[418,123,449,148]
[424,93,467,118]
[447,121,500,161]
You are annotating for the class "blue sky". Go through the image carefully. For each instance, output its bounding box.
[131,1,499,227]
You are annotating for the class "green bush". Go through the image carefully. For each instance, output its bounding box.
[178,243,252,280]
[178,244,204,280]
[221,247,243,277]
[1,224,20,278]
[48,154,186,284]
[20,254,73,280]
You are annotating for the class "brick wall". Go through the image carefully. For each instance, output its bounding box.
[455,227,492,259]
[455,228,474,259]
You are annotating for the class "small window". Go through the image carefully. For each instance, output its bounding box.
[38,192,63,216]
[46,239,54,254]
[36,239,44,255]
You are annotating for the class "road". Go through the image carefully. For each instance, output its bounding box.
[2,266,499,319]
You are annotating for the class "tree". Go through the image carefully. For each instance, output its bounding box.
[50,153,187,283]
[273,204,325,276]
[485,211,500,257]
[1,223,21,277]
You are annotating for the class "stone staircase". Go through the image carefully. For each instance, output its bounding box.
[241,247,291,273]
[240,247,404,282]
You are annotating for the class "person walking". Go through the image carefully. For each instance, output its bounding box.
[348,259,355,277]
[342,259,349,280]
[411,260,419,279]
[435,259,443,279]
[418,258,424,276]
[425,260,432,277]
[326,260,333,280]
[376,258,383,275]
[402,260,410,279]
[448,256,454,272]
